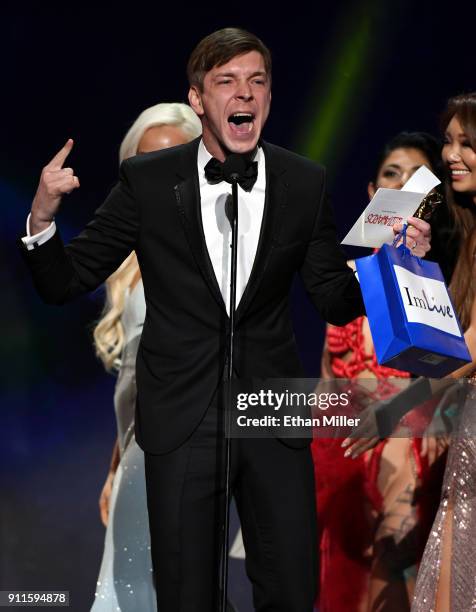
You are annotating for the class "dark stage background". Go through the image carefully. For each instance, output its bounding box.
[1,2,474,610]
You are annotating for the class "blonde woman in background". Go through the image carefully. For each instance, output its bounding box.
[91,103,202,611]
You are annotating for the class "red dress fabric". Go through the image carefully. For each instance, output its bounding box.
[312,317,418,611]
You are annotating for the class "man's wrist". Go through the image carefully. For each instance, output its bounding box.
[22,213,56,250]
[29,211,53,236]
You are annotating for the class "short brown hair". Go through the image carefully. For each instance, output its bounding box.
[187,28,272,90]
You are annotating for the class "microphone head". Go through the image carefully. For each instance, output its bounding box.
[222,154,248,184]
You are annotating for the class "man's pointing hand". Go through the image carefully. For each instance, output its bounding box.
[30,139,80,235]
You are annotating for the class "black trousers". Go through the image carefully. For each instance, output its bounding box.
[144,403,317,611]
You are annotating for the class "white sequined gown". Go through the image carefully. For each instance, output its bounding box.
[412,381,476,611]
[92,280,157,611]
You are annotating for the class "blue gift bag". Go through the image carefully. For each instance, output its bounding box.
[355,243,471,378]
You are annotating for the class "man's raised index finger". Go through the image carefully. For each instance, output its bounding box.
[48,138,74,168]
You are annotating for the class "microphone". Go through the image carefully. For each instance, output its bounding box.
[218,152,246,609]
[222,154,248,184]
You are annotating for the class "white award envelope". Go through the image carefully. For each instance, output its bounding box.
[341,166,440,248]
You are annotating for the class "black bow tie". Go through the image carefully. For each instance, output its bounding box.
[204,156,258,192]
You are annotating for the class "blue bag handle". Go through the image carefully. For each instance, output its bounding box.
[391,221,422,265]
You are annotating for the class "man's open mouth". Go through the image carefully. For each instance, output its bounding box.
[228,113,255,134]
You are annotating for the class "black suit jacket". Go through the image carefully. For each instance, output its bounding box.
[21,137,365,454]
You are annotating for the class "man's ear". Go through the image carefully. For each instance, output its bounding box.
[188,86,204,116]
[367,181,376,200]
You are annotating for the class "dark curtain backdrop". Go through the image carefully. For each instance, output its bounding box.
[1,2,474,610]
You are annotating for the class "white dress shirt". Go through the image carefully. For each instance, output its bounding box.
[197,140,266,313]
[22,139,267,313]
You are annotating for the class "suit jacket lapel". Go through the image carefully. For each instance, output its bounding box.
[174,138,227,313]
[236,141,288,322]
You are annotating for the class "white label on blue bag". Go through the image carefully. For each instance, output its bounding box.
[393,265,461,337]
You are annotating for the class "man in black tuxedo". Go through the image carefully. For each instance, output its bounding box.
[21,28,431,611]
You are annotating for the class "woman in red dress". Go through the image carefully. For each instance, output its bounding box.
[313,132,452,612]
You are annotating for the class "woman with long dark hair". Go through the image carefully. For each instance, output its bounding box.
[413,92,476,612]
